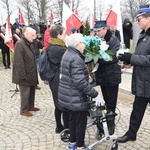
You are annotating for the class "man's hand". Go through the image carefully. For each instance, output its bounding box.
[93,95,105,106]
[118,52,132,64]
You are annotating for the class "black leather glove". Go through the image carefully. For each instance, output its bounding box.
[118,52,132,64]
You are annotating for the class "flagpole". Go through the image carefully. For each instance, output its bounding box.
[94,0,96,20]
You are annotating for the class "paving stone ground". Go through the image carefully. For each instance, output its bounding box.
[0,67,150,150]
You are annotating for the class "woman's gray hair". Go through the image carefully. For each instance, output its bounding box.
[67,33,84,48]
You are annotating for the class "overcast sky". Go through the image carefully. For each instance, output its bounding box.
[0,0,119,25]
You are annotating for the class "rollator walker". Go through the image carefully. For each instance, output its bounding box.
[60,101,118,150]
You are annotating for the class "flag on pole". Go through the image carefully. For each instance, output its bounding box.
[62,2,82,35]
[5,17,14,52]
[74,8,78,17]
[19,8,25,25]
[106,0,124,43]
[49,10,54,20]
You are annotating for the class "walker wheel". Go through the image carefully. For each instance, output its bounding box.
[110,141,118,150]
[60,128,70,142]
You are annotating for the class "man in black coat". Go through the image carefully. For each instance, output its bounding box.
[0,27,11,69]
[118,7,150,143]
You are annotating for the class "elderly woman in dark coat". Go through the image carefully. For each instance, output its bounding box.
[58,33,104,150]
[46,25,69,134]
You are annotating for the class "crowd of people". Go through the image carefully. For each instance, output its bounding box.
[0,5,150,150]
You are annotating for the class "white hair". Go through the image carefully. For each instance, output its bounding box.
[24,27,36,36]
[67,33,84,48]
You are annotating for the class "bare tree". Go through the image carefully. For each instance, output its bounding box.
[0,0,13,16]
[32,0,50,22]
[122,0,149,22]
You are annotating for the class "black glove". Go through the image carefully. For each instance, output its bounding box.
[118,52,132,64]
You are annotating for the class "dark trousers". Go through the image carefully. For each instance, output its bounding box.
[2,51,10,67]
[69,111,87,147]
[126,96,150,138]
[49,72,69,129]
[19,85,36,111]
[101,85,119,112]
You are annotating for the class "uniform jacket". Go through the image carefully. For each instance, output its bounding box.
[131,28,150,98]
[58,46,98,111]
[12,37,38,86]
[96,30,121,86]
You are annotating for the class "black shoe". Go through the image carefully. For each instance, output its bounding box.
[4,66,7,69]
[7,66,11,69]
[55,126,65,134]
[117,135,136,143]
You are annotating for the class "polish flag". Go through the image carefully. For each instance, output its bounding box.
[106,0,124,43]
[5,17,14,52]
[19,9,25,25]
[62,1,82,35]
[49,10,54,20]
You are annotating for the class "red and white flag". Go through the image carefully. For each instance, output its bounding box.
[5,17,14,52]
[19,9,25,25]
[106,0,124,43]
[62,2,82,35]
[49,10,54,20]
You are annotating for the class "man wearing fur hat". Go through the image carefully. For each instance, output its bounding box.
[118,6,150,143]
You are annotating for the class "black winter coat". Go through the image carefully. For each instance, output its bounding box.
[46,40,66,109]
[96,30,121,86]
[0,32,9,53]
[58,46,98,111]
[131,28,150,98]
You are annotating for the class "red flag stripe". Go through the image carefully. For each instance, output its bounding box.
[106,10,117,27]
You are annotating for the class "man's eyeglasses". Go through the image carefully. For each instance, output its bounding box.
[136,17,145,22]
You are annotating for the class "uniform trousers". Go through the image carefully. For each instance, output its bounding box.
[101,85,119,112]
[126,96,150,138]
[69,111,87,147]
[19,85,36,111]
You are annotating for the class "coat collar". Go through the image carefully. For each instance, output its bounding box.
[140,27,150,36]
[68,46,85,60]
[104,30,112,42]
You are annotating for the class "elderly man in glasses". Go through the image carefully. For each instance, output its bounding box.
[118,6,150,143]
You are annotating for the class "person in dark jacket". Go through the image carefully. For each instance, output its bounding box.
[109,25,121,42]
[122,18,133,49]
[38,20,47,41]
[46,25,69,134]
[12,18,23,34]
[32,35,44,90]
[0,27,11,69]
[13,28,22,45]
[118,7,150,143]
[12,27,39,117]
[58,33,105,150]
[94,20,121,136]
